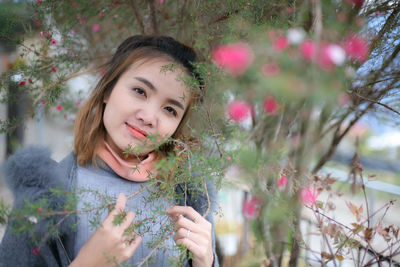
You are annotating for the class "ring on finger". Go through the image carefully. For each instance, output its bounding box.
[186,229,191,238]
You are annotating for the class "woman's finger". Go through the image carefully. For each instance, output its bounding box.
[173,228,207,245]
[175,236,202,256]
[104,193,127,226]
[120,211,135,229]
[166,206,204,224]
[124,234,142,256]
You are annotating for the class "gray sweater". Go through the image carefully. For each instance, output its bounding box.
[0,146,219,266]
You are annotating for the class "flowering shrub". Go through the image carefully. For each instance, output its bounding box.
[1,0,399,266]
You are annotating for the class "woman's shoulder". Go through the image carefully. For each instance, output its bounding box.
[4,146,74,195]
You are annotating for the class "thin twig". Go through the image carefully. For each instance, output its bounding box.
[33,68,96,106]
[130,0,146,34]
[202,176,210,217]
[147,0,159,35]
[205,107,223,158]
[353,92,400,116]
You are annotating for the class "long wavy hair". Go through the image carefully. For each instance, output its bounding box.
[74,35,204,167]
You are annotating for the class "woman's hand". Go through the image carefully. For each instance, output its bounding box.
[166,206,214,267]
[70,193,142,267]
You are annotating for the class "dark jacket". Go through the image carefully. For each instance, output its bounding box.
[0,146,219,266]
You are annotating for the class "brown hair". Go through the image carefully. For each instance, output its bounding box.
[74,36,203,166]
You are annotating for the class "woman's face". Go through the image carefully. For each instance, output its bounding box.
[103,59,191,157]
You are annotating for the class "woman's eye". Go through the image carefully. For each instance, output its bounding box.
[133,87,146,96]
[165,106,177,117]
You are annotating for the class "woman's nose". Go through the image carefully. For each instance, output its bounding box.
[136,108,157,127]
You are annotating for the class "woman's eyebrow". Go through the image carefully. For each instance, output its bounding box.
[135,77,156,91]
[134,76,185,110]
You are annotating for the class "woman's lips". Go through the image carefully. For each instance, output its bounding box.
[126,123,147,140]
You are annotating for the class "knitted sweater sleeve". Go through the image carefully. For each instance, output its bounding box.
[0,147,71,267]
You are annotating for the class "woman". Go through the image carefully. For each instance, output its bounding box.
[0,35,218,266]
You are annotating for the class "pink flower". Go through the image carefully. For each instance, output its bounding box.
[36,0,42,4]
[262,96,279,115]
[51,66,57,72]
[158,0,164,3]
[99,12,104,18]
[227,156,232,161]
[261,63,280,77]
[211,43,254,76]
[277,176,288,188]
[50,39,56,45]
[300,186,318,205]
[227,100,252,122]
[344,35,369,63]
[242,195,261,219]
[71,2,76,7]
[317,44,335,71]
[18,81,26,86]
[274,36,289,51]
[32,248,39,255]
[56,105,63,111]
[300,40,316,61]
[92,24,100,32]
[38,207,43,212]
[75,100,81,106]
[41,101,46,106]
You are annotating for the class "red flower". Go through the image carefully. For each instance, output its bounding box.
[99,12,104,18]
[274,36,289,51]
[344,35,369,63]
[56,105,63,111]
[211,43,254,76]
[227,100,252,122]
[261,63,280,77]
[38,207,42,212]
[262,96,279,115]
[18,81,26,86]
[300,40,316,61]
[51,66,57,72]
[41,101,46,106]
[28,78,33,84]
[32,248,39,255]
[242,195,261,219]
[36,0,42,4]
[50,39,57,45]
[277,176,288,188]
[345,0,363,7]
[300,186,319,205]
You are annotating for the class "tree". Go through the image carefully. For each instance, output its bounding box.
[1,0,400,266]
